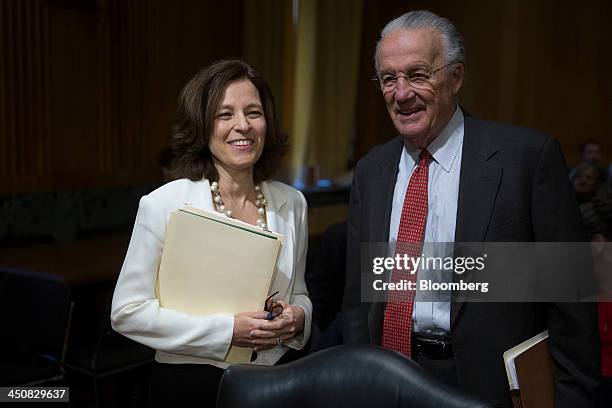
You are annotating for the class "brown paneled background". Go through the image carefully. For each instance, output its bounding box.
[1,0,243,194]
[1,0,611,192]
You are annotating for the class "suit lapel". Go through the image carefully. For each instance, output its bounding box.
[369,138,403,343]
[183,179,214,210]
[261,181,292,299]
[451,116,502,326]
[371,138,404,242]
[261,181,287,235]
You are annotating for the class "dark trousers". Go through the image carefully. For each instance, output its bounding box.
[602,375,612,408]
[148,362,224,408]
[148,350,303,408]
[413,353,460,389]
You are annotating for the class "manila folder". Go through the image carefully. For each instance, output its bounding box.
[156,205,283,364]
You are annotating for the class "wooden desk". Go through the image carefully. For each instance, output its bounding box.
[0,233,130,285]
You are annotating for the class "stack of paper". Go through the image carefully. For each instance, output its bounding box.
[156,205,283,363]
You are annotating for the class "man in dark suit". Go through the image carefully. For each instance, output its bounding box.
[341,10,600,407]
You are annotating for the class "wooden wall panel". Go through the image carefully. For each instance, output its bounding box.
[2,0,609,193]
[0,0,48,186]
[0,0,243,194]
[354,0,407,163]
[47,4,99,175]
[97,0,113,173]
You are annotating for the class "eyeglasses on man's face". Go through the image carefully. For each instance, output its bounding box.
[372,61,457,93]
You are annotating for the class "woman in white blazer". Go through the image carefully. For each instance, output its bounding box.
[110,59,311,407]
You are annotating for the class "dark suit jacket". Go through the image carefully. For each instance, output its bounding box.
[341,115,600,407]
[306,222,347,351]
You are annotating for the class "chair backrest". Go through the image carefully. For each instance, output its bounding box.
[0,267,72,361]
[64,281,154,374]
[217,344,499,408]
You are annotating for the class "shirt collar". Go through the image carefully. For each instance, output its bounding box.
[403,105,464,173]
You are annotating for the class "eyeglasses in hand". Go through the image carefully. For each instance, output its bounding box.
[264,291,284,320]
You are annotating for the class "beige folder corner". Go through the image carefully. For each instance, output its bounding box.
[156,205,283,363]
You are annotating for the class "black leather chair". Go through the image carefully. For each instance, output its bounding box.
[64,282,154,407]
[0,267,73,386]
[217,344,499,408]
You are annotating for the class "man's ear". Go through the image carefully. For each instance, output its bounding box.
[450,63,464,95]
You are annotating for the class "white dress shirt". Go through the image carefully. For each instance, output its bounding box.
[388,106,464,334]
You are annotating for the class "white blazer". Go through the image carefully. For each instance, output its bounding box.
[111,178,312,368]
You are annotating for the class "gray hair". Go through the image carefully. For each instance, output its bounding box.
[374,10,465,72]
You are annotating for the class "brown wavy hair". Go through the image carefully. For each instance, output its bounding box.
[170,59,288,184]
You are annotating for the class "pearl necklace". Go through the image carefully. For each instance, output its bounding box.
[210,181,268,229]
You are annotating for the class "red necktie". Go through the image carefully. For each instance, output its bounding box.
[382,149,431,357]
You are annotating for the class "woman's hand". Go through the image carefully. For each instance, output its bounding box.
[248,301,305,351]
[231,311,270,348]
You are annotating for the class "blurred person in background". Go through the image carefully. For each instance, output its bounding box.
[572,139,609,184]
[572,161,604,204]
